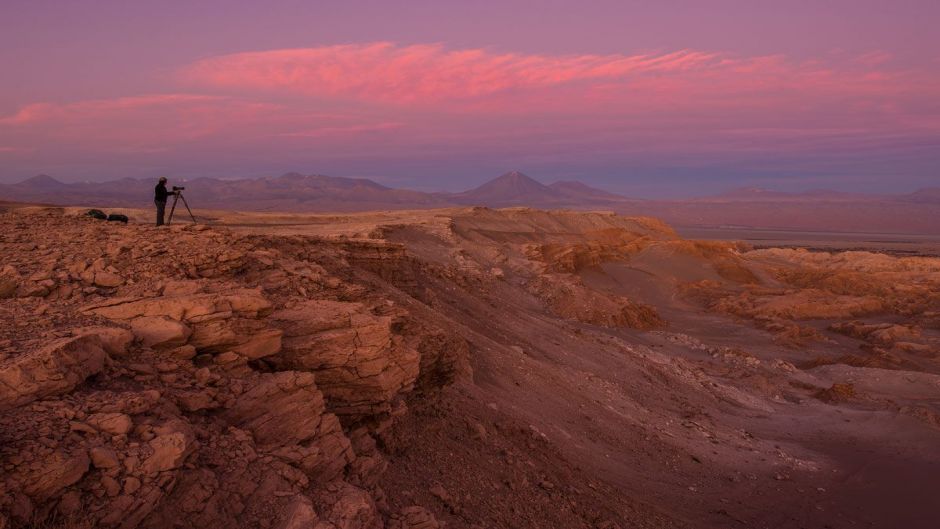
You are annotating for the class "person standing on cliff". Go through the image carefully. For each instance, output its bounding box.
[154,177,170,226]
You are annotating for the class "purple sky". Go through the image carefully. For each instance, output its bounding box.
[1,0,938,197]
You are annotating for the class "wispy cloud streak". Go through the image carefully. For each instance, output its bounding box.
[182,43,725,103]
[179,43,938,112]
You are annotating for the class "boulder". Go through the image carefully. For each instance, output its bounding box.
[94,271,125,288]
[101,475,121,497]
[230,327,283,360]
[123,476,141,494]
[321,483,378,529]
[276,496,321,529]
[0,333,111,411]
[87,412,133,435]
[90,447,120,469]
[140,421,196,474]
[161,280,204,297]
[175,390,217,412]
[16,282,50,298]
[129,316,192,348]
[80,327,135,357]
[21,450,90,500]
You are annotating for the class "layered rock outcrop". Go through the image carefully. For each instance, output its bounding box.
[82,288,280,359]
[270,300,420,420]
[0,209,463,529]
[0,329,132,411]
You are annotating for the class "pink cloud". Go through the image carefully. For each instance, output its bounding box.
[0,146,33,154]
[179,43,935,116]
[0,91,408,160]
[182,43,724,103]
[0,94,296,148]
[0,94,277,137]
[0,103,56,125]
[2,43,937,176]
[0,95,224,125]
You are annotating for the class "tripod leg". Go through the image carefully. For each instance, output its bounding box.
[179,194,197,224]
[167,194,179,225]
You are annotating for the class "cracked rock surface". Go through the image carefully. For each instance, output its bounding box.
[0,209,465,529]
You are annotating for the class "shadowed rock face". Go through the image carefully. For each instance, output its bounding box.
[1,205,939,529]
[0,330,132,411]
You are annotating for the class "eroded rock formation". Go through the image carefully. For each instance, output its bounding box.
[0,209,465,529]
[3,205,940,529]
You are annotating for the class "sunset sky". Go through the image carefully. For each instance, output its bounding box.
[1,0,938,196]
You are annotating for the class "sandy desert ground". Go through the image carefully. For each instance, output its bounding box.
[1,204,939,529]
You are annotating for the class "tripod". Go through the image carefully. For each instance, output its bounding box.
[167,190,197,225]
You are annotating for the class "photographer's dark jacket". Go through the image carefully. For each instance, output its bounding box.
[155,182,169,202]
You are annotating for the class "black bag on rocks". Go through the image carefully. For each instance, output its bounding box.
[107,214,129,223]
[86,209,107,220]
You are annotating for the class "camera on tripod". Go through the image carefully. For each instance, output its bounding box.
[166,186,196,225]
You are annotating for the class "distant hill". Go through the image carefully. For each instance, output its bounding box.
[449,171,566,206]
[0,172,451,211]
[173,173,447,211]
[15,174,69,190]
[447,171,640,207]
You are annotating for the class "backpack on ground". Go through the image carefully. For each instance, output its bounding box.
[107,213,129,223]
[85,209,107,220]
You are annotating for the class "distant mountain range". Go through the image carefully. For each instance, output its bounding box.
[0,170,638,211]
[0,172,449,211]
[1,171,938,234]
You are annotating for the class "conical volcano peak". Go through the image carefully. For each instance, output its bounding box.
[450,170,563,205]
[474,171,551,193]
[21,174,63,185]
[17,174,67,189]
[495,170,538,183]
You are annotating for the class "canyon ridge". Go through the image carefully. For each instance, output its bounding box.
[1,203,938,529]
